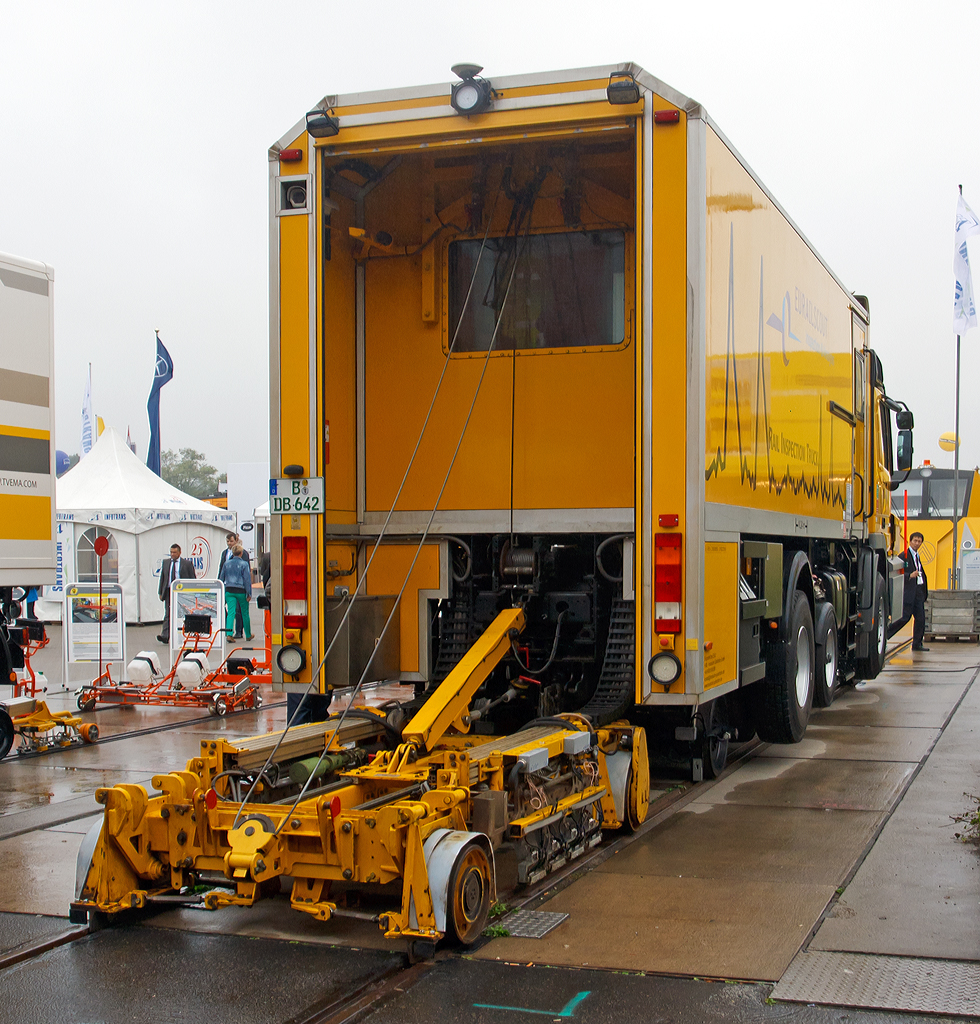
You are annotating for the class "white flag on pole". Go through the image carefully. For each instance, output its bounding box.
[954,193,980,333]
[80,365,94,455]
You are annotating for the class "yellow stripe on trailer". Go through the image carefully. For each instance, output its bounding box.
[0,424,50,440]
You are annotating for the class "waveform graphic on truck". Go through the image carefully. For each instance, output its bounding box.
[704,226,846,512]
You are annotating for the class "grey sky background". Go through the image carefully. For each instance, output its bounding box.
[1,1,976,474]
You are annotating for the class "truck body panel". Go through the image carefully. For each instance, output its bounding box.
[266,63,907,739]
[0,252,56,586]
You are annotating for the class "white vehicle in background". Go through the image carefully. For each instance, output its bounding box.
[0,252,56,749]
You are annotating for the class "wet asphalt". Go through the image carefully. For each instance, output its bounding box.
[0,621,977,1023]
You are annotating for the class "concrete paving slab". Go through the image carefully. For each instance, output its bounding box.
[811,681,968,729]
[0,923,402,1024]
[691,758,914,812]
[0,827,82,916]
[46,813,102,834]
[593,804,884,885]
[0,793,109,840]
[365,957,964,1024]
[0,765,155,816]
[757,725,938,763]
[809,673,980,961]
[473,872,836,980]
[0,911,72,957]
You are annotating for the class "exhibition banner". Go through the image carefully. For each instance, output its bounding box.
[65,582,126,663]
[171,578,225,654]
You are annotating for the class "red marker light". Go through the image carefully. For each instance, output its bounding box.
[654,109,680,124]
[280,148,303,162]
[205,789,218,810]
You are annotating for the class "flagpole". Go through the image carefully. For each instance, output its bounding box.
[953,331,961,588]
[953,184,963,589]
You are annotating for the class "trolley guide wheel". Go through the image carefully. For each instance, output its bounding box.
[79,722,99,744]
[77,692,96,712]
[446,842,492,946]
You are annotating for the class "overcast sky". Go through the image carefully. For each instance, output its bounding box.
[1,1,976,474]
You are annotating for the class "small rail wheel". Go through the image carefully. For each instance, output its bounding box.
[77,692,96,712]
[79,723,99,744]
[813,602,839,708]
[446,842,492,946]
[213,695,228,717]
[0,709,13,760]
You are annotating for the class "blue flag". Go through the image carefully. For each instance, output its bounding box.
[146,333,173,476]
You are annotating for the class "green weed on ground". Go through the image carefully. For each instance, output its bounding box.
[952,793,980,845]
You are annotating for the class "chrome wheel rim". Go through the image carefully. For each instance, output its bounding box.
[795,625,811,707]
[824,629,837,693]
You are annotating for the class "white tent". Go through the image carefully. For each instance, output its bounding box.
[38,427,236,623]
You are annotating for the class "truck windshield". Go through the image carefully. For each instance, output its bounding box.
[890,471,972,519]
[448,230,625,352]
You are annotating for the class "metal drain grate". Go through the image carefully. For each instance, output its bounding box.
[773,951,980,1018]
[502,910,569,939]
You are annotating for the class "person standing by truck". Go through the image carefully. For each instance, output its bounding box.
[218,544,252,641]
[157,544,196,643]
[219,532,251,638]
[888,532,929,650]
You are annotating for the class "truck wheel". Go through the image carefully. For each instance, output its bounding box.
[0,709,13,759]
[752,590,814,743]
[698,699,730,779]
[446,841,492,945]
[813,602,839,708]
[855,575,887,679]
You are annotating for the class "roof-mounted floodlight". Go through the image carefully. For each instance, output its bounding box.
[606,72,640,105]
[306,108,340,139]
[450,63,493,116]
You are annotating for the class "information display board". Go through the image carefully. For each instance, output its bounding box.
[65,583,126,663]
[269,477,324,514]
[171,578,225,654]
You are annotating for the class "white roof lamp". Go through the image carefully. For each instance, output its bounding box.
[451,63,493,116]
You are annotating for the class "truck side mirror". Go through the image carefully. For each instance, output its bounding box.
[896,410,914,430]
[896,429,913,471]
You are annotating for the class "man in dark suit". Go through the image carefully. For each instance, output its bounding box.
[157,543,197,643]
[888,531,929,651]
[218,532,251,638]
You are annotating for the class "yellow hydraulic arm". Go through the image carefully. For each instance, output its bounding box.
[401,607,525,752]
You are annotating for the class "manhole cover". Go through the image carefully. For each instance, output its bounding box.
[502,909,568,939]
[774,951,980,1018]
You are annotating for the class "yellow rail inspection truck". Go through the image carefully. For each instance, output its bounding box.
[72,65,915,949]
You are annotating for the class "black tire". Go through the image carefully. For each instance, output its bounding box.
[0,709,13,759]
[855,574,887,679]
[813,602,840,708]
[751,590,814,743]
[445,842,493,946]
[77,693,96,712]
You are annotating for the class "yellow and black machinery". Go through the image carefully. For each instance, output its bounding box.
[71,607,648,947]
[73,62,916,945]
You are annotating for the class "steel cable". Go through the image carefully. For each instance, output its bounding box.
[231,185,503,825]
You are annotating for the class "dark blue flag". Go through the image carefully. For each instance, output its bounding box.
[146,332,173,476]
